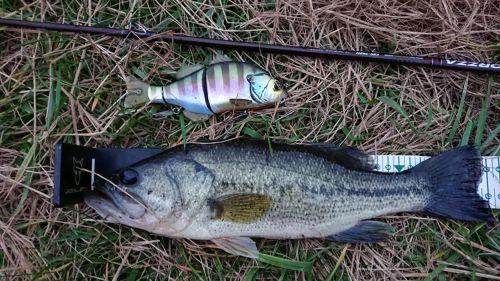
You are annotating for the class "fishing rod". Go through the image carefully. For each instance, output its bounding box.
[1,17,499,74]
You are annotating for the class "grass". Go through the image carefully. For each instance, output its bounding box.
[1,0,499,280]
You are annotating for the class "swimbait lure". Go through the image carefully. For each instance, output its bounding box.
[124,56,286,121]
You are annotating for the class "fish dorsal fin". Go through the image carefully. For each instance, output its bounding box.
[229,98,253,106]
[175,64,204,80]
[304,143,375,171]
[218,139,375,172]
[211,237,258,258]
[208,193,272,223]
[183,110,211,121]
[184,139,375,171]
[209,54,232,65]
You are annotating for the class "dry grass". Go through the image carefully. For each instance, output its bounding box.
[1,0,499,280]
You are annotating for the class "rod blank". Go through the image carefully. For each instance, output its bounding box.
[1,17,499,74]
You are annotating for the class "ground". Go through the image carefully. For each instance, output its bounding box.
[0,0,499,280]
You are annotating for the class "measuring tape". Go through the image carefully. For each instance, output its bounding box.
[372,155,500,209]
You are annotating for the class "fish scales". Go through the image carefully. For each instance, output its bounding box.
[180,143,428,238]
[86,140,494,258]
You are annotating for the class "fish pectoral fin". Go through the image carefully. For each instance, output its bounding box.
[211,237,259,258]
[229,98,253,106]
[175,64,204,79]
[124,76,151,108]
[208,193,272,223]
[209,53,232,65]
[183,110,211,121]
[326,221,394,243]
[305,144,375,171]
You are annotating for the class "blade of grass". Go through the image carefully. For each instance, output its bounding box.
[256,253,313,272]
[480,124,500,152]
[243,268,259,281]
[242,127,262,139]
[214,257,224,281]
[378,96,416,132]
[325,244,349,281]
[378,96,410,120]
[12,140,37,219]
[46,64,55,126]
[55,68,62,114]
[424,264,447,281]
[483,146,500,156]
[179,112,187,150]
[474,76,492,146]
[46,66,63,129]
[460,119,474,146]
[131,66,148,80]
[424,101,433,131]
[446,76,468,145]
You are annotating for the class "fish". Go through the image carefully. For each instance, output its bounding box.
[84,140,495,258]
[124,55,287,121]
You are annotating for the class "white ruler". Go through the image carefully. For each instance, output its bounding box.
[372,155,500,209]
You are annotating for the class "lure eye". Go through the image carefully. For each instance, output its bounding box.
[119,169,139,186]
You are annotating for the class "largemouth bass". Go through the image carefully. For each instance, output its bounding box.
[124,56,286,121]
[85,140,494,258]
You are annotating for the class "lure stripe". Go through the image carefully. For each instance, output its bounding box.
[190,72,198,95]
[229,63,238,95]
[221,63,230,93]
[236,63,244,91]
[214,64,223,94]
[169,81,179,99]
[202,67,214,113]
[161,86,168,104]
[182,76,191,95]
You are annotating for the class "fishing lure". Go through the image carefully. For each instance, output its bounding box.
[124,55,286,121]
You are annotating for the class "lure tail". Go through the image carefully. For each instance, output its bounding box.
[412,145,495,223]
[124,76,151,108]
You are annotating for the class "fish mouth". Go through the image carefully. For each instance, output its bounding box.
[84,184,147,222]
[84,190,123,223]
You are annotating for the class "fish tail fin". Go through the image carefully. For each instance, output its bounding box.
[124,76,151,108]
[412,145,495,223]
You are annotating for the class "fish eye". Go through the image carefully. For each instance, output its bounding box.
[119,169,139,186]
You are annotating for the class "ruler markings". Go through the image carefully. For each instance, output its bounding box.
[372,155,499,209]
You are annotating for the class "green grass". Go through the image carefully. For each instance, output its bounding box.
[1,0,499,280]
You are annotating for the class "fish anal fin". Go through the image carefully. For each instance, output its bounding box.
[209,54,232,65]
[208,193,272,223]
[326,221,394,243]
[124,76,151,108]
[183,110,211,121]
[211,237,258,258]
[175,64,204,80]
[229,98,253,107]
